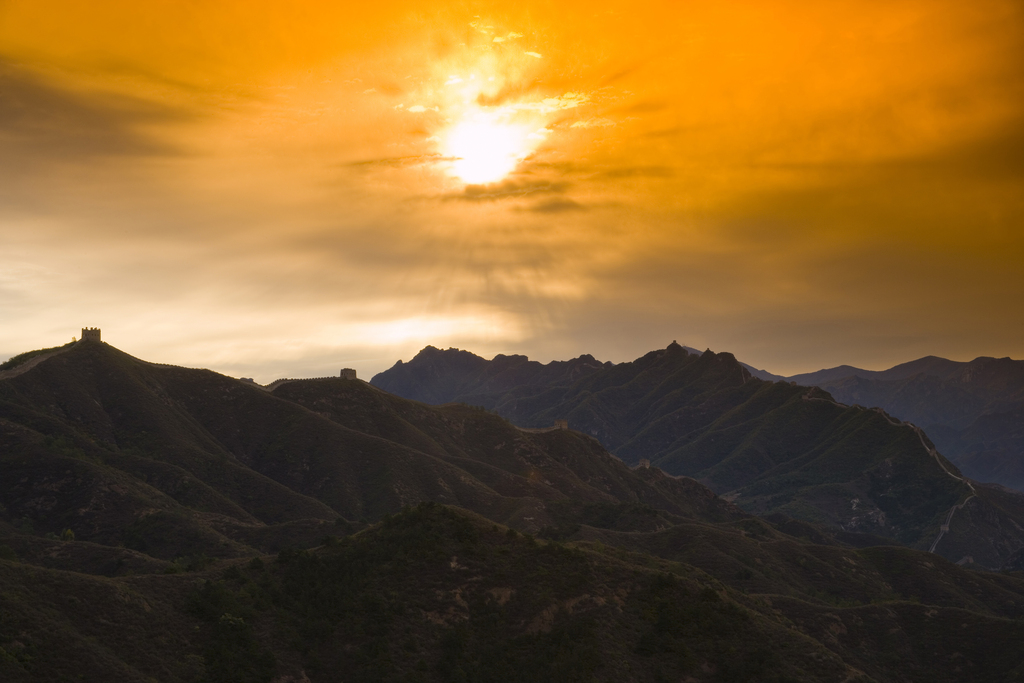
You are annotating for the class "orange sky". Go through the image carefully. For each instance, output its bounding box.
[1,0,1022,380]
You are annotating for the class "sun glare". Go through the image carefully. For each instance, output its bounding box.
[408,37,583,185]
[444,116,533,184]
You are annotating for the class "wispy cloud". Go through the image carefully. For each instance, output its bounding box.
[492,32,524,43]
[442,179,570,202]
[571,117,615,129]
[524,198,586,213]
[0,59,187,160]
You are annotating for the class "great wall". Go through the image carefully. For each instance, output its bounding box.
[0,329,364,394]
[516,419,570,434]
[801,386,978,559]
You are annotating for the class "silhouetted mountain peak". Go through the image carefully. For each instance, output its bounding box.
[371,347,614,406]
[410,345,485,364]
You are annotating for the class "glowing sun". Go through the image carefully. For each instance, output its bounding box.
[443,115,536,185]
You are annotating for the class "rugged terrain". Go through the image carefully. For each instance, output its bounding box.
[786,356,1024,493]
[2,340,1024,681]
[372,343,1024,568]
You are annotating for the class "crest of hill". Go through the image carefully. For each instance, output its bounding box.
[372,342,1024,568]
[787,355,968,385]
[789,355,1024,427]
[373,345,612,406]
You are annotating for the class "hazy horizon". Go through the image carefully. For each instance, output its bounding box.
[4,332,1020,387]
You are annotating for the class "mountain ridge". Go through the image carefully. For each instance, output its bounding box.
[778,355,1024,492]
[372,343,1024,568]
[0,340,749,561]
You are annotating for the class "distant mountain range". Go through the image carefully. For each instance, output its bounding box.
[2,339,1024,681]
[373,346,1024,493]
[778,355,1024,492]
[372,343,1024,568]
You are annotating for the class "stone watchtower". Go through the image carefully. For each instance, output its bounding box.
[81,328,101,343]
[339,368,357,380]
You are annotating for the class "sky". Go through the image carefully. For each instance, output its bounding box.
[1,0,1022,382]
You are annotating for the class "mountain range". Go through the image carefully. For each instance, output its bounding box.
[372,343,1024,568]
[372,346,1024,492]
[781,356,1024,492]
[1,339,1024,681]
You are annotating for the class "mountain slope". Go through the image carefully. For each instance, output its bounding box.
[4,504,1024,683]
[785,355,1024,491]
[372,343,1024,567]
[0,340,745,565]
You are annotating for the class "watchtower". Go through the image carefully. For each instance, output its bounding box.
[554,419,569,430]
[81,328,101,343]
[340,368,357,380]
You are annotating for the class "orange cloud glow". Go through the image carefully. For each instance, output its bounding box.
[1,1,1021,378]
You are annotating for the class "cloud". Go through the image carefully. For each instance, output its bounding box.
[475,88,589,113]
[524,92,589,113]
[524,198,586,213]
[492,32,524,43]
[442,178,570,202]
[525,52,543,59]
[343,154,444,169]
[0,58,195,218]
[571,117,615,129]
[608,100,667,115]
[0,58,186,160]
[596,165,674,179]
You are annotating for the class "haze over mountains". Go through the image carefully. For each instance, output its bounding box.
[2,338,1024,681]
